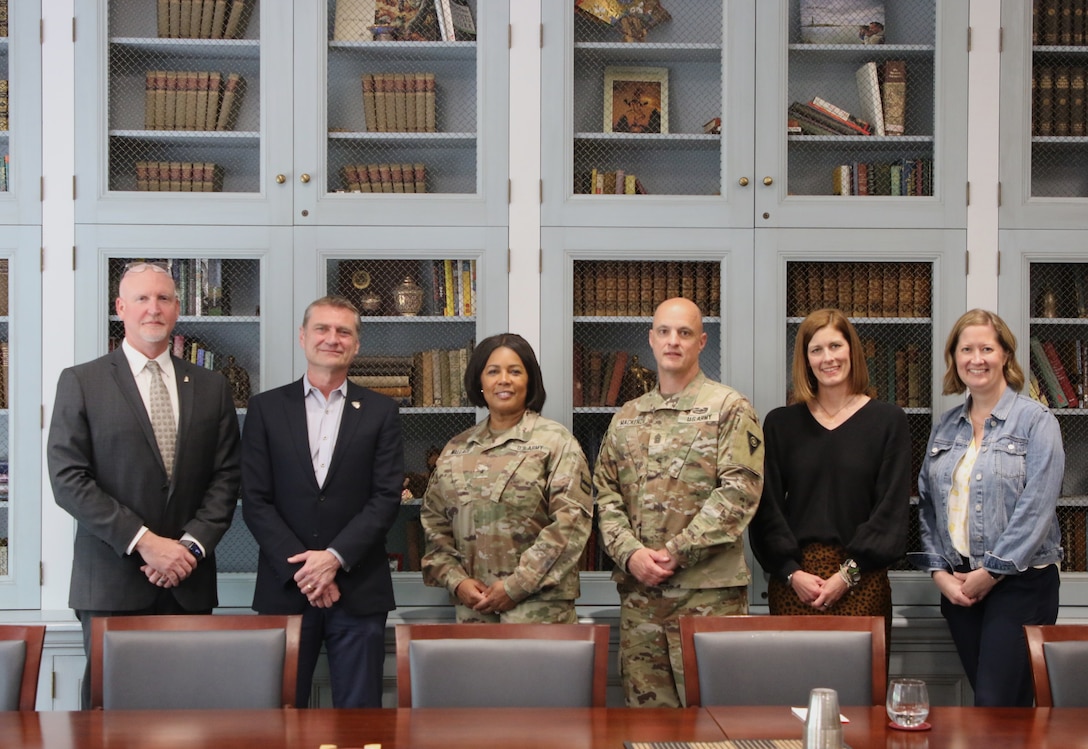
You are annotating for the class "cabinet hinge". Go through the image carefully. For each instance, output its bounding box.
[966,26,971,52]
[51,671,56,700]
[999,26,1004,53]
[965,181,970,207]
[72,245,77,271]
[73,175,77,200]
[507,248,511,274]
[41,177,45,202]
[997,250,1001,276]
[508,179,512,204]
[539,179,543,204]
[965,250,970,276]
[539,248,543,274]
[41,404,45,430]
[72,16,76,43]
[40,562,44,586]
[997,182,1002,207]
[508,24,512,49]
[40,246,44,272]
[540,23,544,48]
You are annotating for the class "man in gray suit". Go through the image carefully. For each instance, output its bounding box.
[47,261,241,708]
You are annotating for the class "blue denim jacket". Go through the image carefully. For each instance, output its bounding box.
[908,386,1064,576]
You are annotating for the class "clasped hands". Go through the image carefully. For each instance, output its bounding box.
[627,547,679,587]
[290,549,342,608]
[932,568,998,607]
[787,569,849,610]
[455,578,515,615]
[137,532,198,589]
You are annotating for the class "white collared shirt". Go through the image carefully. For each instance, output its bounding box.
[121,339,180,426]
[302,375,349,569]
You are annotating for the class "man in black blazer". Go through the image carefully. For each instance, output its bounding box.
[47,261,241,708]
[242,296,404,708]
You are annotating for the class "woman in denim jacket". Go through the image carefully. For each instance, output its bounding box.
[910,309,1063,706]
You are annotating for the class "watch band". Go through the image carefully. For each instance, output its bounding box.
[182,540,203,561]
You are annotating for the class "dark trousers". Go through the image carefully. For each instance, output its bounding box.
[297,605,387,708]
[76,591,209,709]
[941,564,1059,707]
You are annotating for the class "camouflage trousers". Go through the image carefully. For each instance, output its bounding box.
[618,583,747,707]
[455,598,578,624]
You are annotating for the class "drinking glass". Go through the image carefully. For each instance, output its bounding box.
[803,687,843,749]
[887,678,930,728]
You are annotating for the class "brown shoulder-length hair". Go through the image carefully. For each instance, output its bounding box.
[942,308,1025,395]
[464,333,547,412]
[791,308,871,404]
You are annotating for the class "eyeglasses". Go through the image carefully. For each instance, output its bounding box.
[122,261,170,276]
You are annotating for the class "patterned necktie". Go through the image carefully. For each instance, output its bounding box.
[146,360,176,480]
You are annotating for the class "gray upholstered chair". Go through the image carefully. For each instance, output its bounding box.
[0,625,46,711]
[1025,624,1088,707]
[395,622,610,707]
[679,615,887,707]
[90,614,301,710]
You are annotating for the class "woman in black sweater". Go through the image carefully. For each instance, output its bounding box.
[749,308,911,635]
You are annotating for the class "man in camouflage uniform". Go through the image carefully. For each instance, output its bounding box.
[594,297,765,707]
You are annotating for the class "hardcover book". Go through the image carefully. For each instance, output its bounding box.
[799,0,885,44]
[855,62,886,136]
[334,0,378,41]
[880,60,907,136]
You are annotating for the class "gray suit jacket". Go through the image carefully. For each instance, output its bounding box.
[47,346,241,611]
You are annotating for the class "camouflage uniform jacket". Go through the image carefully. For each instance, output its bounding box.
[421,410,593,602]
[594,371,765,588]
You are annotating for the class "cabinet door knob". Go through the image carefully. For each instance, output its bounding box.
[763,176,773,186]
[275,174,286,184]
[738,177,749,187]
[300,173,311,184]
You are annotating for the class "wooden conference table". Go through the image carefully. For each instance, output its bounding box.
[2,705,1087,749]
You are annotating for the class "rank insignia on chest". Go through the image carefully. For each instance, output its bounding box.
[747,431,762,454]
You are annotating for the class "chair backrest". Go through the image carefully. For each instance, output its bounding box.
[395,622,610,707]
[0,625,46,711]
[679,615,887,707]
[90,614,301,710]
[1025,624,1088,707]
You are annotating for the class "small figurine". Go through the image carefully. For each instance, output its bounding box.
[619,354,657,403]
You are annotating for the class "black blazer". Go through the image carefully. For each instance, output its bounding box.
[47,347,241,611]
[241,379,404,617]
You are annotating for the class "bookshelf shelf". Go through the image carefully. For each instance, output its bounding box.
[574,42,720,64]
[576,316,722,324]
[357,315,475,323]
[787,135,934,146]
[575,132,720,144]
[400,406,477,415]
[328,40,477,61]
[110,131,260,143]
[328,132,476,144]
[110,37,261,60]
[787,316,931,325]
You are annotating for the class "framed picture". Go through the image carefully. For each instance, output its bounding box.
[603,66,669,134]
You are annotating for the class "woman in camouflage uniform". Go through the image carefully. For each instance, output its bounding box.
[421,333,594,623]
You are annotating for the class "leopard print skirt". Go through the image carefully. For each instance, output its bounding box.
[767,542,892,646]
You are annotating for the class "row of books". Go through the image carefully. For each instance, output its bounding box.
[172,335,224,370]
[792,61,905,138]
[0,341,8,410]
[858,339,929,409]
[431,259,476,317]
[156,0,251,40]
[0,155,7,193]
[0,0,7,38]
[135,162,224,192]
[578,169,649,196]
[361,73,436,133]
[0,79,8,131]
[830,159,934,197]
[573,260,721,317]
[110,258,227,316]
[143,71,245,132]
[573,346,648,408]
[1030,336,1088,409]
[347,345,474,407]
[340,163,428,193]
[1034,0,1088,46]
[333,0,476,43]
[788,262,931,319]
[1033,66,1088,138]
[1059,508,1088,572]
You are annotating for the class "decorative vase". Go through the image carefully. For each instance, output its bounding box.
[359,288,382,315]
[394,276,424,316]
[1041,287,1058,318]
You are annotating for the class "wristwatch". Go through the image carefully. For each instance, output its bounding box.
[181,540,204,561]
[839,558,861,588]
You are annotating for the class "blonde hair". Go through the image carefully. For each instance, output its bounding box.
[942,309,1025,394]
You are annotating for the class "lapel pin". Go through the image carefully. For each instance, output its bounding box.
[183,376,190,383]
[352,401,361,409]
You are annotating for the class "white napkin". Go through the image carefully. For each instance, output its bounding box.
[792,706,850,723]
